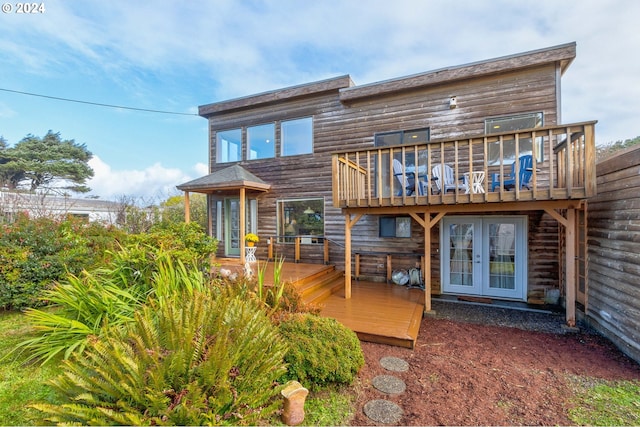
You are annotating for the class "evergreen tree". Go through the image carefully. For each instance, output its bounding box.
[0,131,94,193]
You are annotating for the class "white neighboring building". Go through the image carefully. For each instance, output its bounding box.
[0,191,122,224]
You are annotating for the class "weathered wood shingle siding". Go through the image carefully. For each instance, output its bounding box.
[587,145,640,363]
[203,47,567,294]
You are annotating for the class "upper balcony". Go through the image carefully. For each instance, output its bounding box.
[332,121,597,209]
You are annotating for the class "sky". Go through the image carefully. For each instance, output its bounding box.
[1,0,638,200]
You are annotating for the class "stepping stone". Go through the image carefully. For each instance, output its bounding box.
[372,374,406,394]
[380,356,409,372]
[364,399,403,424]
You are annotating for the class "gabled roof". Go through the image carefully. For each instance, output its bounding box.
[339,42,577,102]
[199,75,354,117]
[176,164,271,193]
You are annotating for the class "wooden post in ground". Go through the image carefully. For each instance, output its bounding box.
[184,191,191,223]
[565,208,576,327]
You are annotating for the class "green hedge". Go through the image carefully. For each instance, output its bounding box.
[0,214,123,310]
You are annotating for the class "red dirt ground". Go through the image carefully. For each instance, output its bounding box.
[350,317,640,426]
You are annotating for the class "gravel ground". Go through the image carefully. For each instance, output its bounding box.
[429,297,584,335]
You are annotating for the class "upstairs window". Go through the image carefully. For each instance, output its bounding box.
[216,129,242,163]
[374,128,430,147]
[485,113,543,165]
[281,117,313,156]
[247,123,275,160]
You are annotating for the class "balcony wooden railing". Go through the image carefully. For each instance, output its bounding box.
[332,121,597,208]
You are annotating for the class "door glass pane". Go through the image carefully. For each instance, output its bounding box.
[488,223,516,290]
[229,200,240,250]
[448,223,474,286]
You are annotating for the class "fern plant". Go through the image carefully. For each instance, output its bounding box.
[32,288,289,425]
[14,251,207,365]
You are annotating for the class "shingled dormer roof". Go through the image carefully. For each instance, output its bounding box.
[176,164,271,193]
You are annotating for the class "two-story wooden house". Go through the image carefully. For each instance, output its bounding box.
[178,42,596,339]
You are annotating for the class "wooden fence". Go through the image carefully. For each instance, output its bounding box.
[587,145,640,363]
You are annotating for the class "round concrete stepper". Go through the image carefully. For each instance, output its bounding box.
[372,374,407,394]
[379,356,409,372]
[363,399,403,424]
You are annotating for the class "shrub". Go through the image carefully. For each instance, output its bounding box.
[32,289,289,426]
[16,252,207,365]
[129,221,218,273]
[0,214,122,310]
[278,313,364,389]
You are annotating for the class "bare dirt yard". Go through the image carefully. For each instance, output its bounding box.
[349,301,640,426]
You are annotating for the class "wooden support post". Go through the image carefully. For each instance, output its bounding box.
[323,238,329,264]
[344,213,352,299]
[183,191,191,223]
[355,253,360,280]
[294,237,301,263]
[386,254,392,283]
[343,213,362,300]
[268,237,274,261]
[565,208,577,327]
[424,213,432,313]
[239,188,246,264]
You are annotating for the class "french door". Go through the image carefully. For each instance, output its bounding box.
[224,198,241,256]
[223,197,258,257]
[442,216,527,300]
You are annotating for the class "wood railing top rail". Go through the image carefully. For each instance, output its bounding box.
[331,120,598,156]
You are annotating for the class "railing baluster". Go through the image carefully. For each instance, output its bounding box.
[332,121,595,207]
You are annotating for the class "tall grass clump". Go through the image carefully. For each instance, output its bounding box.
[14,248,208,365]
[32,288,289,426]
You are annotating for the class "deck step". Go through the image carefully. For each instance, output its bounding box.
[294,268,344,305]
[302,273,345,305]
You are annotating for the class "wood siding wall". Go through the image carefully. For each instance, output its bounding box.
[587,145,640,363]
[206,64,563,298]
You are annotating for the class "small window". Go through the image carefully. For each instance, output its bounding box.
[374,128,430,147]
[379,216,411,238]
[277,198,324,243]
[281,117,313,156]
[485,113,543,165]
[216,129,242,163]
[247,123,275,160]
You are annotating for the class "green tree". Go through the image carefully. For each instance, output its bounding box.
[0,131,94,193]
[161,193,208,230]
[597,135,640,160]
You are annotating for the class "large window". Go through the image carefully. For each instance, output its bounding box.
[485,113,543,165]
[277,198,324,244]
[281,117,313,156]
[216,129,242,163]
[247,123,275,160]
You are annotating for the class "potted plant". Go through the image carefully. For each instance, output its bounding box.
[245,233,259,247]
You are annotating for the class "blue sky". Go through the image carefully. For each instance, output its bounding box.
[1,0,638,200]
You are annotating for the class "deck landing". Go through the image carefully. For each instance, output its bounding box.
[319,281,424,349]
[212,258,424,348]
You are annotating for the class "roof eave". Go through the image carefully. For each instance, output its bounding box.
[339,42,577,103]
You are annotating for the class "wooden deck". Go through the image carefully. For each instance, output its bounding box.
[211,258,424,348]
[319,280,424,349]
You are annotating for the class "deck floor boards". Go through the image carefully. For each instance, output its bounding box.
[211,258,424,348]
[319,281,424,348]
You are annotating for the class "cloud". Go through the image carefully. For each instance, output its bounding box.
[87,156,193,200]
[194,162,208,176]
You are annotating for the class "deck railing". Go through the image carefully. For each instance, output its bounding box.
[332,121,597,208]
